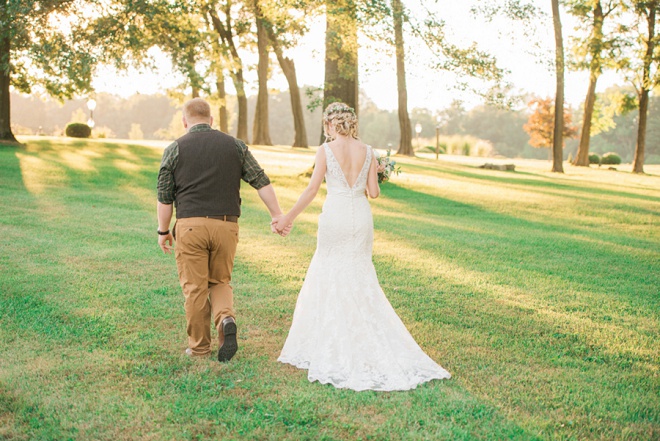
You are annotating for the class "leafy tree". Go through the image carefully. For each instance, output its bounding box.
[90,1,213,122]
[392,0,412,155]
[364,1,505,156]
[207,1,252,142]
[261,0,315,147]
[524,98,578,152]
[323,0,359,118]
[551,0,567,172]
[619,0,660,173]
[566,0,621,166]
[251,0,272,145]
[0,0,95,143]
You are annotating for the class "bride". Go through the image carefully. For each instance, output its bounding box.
[272,102,451,391]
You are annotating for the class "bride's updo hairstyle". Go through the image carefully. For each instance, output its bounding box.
[323,102,359,141]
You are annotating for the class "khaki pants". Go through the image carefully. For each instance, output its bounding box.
[174,217,239,356]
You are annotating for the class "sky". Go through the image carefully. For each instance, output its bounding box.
[92,0,624,113]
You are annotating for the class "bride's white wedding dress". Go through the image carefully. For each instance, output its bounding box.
[278,143,451,391]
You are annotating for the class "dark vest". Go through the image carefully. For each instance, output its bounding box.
[173,127,242,219]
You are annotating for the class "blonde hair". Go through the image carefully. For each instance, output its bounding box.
[183,98,211,120]
[322,102,358,141]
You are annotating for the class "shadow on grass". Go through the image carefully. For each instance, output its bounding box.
[379,183,659,299]
[406,159,660,203]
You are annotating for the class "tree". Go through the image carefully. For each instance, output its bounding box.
[524,98,578,152]
[251,0,273,145]
[392,0,413,156]
[323,0,359,121]
[373,1,505,156]
[551,0,566,172]
[261,0,314,148]
[0,0,94,144]
[91,1,212,114]
[567,0,620,166]
[620,0,660,173]
[216,74,229,133]
[207,2,251,142]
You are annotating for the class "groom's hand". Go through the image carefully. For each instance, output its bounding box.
[159,232,174,254]
[272,217,293,237]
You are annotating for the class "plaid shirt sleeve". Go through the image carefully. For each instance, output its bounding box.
[235,139,271,190]
[157,141,178,204]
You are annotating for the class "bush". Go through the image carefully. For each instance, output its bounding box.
[65,123,92,138]
[600,152,622,165]
[588,153,600,165]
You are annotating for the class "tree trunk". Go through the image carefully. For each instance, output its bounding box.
[208,7,249,142]
[278,56,308,147]
[265,26,308,148]
[393,0,413,156]
[551,0,565,173]
[232,71,249,142]
[574,76,598,166]
[633,2,656,174]
[187,52,200,99]
[573,1,604,167]
[0,1,17,144]
[252,10,272,146]
[635,88,649,173]
[322,0,358,143]
[216,75,228,133]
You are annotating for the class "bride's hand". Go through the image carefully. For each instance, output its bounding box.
[272,215,293,237]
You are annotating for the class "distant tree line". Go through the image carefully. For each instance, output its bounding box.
[11,86,660,163]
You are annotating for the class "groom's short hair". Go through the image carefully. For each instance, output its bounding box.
[183,98,211,120]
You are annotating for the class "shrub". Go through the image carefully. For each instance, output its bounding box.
[65,123,92,138]
[588,153,600,165]
[601,152,622,165]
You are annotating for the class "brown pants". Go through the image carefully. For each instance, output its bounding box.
[174,217,239,356]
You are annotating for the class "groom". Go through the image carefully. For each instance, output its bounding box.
[156,97,289,362]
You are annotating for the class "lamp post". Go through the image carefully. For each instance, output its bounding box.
[414,123,422,151]
[87,98,97,129]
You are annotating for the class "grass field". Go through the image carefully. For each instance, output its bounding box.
[1,137,658,440]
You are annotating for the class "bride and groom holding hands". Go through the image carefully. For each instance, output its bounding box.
[156,98,450,391]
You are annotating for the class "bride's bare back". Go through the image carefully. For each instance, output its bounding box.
[326,139,368,187]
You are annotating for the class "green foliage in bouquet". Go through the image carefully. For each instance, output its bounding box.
[376,149,401,183]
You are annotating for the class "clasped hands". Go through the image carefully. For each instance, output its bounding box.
[271,215,293,237]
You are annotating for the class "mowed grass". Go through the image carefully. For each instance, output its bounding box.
[0,137,658,440]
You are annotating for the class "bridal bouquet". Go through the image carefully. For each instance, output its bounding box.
[375,149,401,183]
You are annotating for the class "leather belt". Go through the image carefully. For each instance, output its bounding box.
[205,215,239,223]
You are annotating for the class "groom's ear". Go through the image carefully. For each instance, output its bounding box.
[209,116,214,128]
[182,115,188,129]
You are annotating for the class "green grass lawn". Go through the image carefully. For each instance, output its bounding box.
[1,138,658,440]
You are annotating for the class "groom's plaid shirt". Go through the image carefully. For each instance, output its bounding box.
[157,124,270,205]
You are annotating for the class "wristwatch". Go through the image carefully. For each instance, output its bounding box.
[157,229,170,235]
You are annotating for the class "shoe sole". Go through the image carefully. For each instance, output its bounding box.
[217,321,238,362]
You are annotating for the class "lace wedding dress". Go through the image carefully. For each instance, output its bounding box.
[278,144,451,391]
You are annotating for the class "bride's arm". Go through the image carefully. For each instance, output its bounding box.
[366,149,380,199]
[274,147,327,231]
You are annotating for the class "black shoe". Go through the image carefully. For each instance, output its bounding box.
[217,317,238,362]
